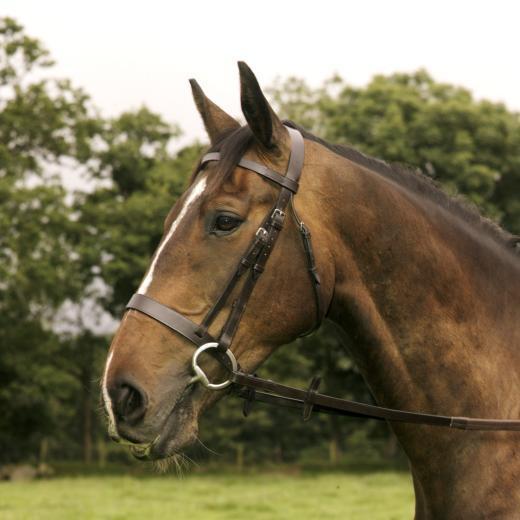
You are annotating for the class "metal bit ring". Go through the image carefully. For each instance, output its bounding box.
[191,342,237,390]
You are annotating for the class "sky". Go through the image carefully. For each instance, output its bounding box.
[4,0,520,147]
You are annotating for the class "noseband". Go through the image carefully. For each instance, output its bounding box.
[127,126,322,388]
[125,126,520,431]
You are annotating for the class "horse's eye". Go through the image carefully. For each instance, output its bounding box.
[213,213,243,234]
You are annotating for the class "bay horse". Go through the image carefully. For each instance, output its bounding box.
[102,62,520,518]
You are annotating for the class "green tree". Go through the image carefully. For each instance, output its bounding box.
[270,70,520,232]
[0,17,99,462]
[0,18,189,463]
[76,112,195,314]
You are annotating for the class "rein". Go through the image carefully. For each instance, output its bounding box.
[126,127,520,432]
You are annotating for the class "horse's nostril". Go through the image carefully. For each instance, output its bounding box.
[110,379,148,425]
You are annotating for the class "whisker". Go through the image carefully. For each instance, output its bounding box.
[152,451,193,478]
[173,454,185,479]
[178,452,198,472]
[182,452,199,468]
[196,436,221,456]
[153,455,177,474]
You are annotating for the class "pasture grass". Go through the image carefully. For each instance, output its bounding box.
[0,469,414,519]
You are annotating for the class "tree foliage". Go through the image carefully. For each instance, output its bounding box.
[269,71,520,232]
[0,17,99,460]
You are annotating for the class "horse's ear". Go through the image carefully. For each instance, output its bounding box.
[238,61,288,151]
[189,79,240,144]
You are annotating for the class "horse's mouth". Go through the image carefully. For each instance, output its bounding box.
[123,384,200,461]
[129,439,158,460]
[126,433,175,461]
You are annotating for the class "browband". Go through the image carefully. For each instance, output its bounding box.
[200,153,300,193]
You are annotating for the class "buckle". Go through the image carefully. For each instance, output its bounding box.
[255,227,268,241]
[299,221,311,237]
[252,263,265,280]
[271,209,285,229]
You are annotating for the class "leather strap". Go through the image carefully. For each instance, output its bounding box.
[215,127,307,351]
[127,294,214,346]
[195,222,271,338]
[126,294,234,369]
[296,219,323,334]
[288,195,324,335]
[232,372,520,430]
[201,154,299,193]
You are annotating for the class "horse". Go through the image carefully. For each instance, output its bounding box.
[102,62,520,518]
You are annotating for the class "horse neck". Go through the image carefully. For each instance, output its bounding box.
[321,154,520,449]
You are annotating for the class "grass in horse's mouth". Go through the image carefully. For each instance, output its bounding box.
[126,433,161,460]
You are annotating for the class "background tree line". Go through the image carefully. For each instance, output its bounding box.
[1,18,519,468]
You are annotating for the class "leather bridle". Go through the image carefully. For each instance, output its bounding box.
[125,126,520,432]
[127,127,321,385]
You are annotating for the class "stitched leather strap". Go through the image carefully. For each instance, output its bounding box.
[201,153,300,193]
[127,294,213,346]
[195,223,271,338]
[215,128,307,351]
[297,220,323,334]
[126,294,215,347]
[232,372,520,430]
[126,294,234,369]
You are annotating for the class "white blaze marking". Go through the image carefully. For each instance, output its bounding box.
[102,177,207,434]
[137,176,207,294]
[102,350,117,436]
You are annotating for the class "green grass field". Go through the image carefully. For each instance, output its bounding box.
[0,470,414,520]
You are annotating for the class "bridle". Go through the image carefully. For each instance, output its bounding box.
[127,126,321,387]
[125,126,520,432]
